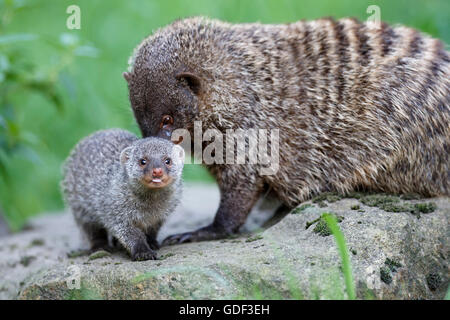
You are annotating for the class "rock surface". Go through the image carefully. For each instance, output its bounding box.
[0,183,448,300]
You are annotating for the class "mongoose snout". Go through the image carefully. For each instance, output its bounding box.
[152,168,163,177]
[129,152,175,188]
[141,165,173,189]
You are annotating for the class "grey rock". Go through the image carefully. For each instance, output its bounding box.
[0,184,448,299]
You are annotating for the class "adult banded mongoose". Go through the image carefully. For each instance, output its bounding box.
[123,17,449,244]
[61,129,184,260]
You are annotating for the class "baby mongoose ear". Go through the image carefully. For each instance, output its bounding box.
[173,144,185,164]
[123,72,132,82]
[176,72,202,95]
[120,146,133,164]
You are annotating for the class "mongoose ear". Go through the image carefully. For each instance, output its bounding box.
[123,72,132,82]
[120,146,133,164]
[176,72,202,95]
[173,144,185,164]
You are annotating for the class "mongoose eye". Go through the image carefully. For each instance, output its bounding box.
[139,159,147,166]
[161,115,174,128]
[164,158,172,166]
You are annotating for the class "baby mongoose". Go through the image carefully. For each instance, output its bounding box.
[61,129,184,261]
[124,17,449,244]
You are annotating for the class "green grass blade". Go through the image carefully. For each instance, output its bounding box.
[323,213,356,300]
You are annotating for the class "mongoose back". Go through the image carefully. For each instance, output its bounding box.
[123,17,449,244]
[62,129,185,260]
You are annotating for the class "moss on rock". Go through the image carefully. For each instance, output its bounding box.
[426,273,442,291]
[311,214,344,237]
[414,202,437,214]
[401,193,422,200]
[292,204,313,214]
[312,192,342,204]
[245,234,263,242]
[88,250,111,261]
[360,194,400,207]
[29,239,45,247]
[19,256,35,267]
[380,266,392,284]
[380,258,403,285]
[385,258,402,272]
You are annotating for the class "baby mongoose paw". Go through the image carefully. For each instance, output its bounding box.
[131,241,157,261]
[132,250,157,261]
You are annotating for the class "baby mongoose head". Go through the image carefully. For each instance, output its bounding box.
[120,137,185,189]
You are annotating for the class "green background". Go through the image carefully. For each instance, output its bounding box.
[0,0,449,230]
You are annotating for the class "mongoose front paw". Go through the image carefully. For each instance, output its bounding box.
[132,250,157,261]
[131,241,157,261]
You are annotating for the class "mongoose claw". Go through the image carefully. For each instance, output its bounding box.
[162,233,192,245]
[178,233,194,243]
[162,224,227,246]
[131,242,158,261]
[132,249,157,261]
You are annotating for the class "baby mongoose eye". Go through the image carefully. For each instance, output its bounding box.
[164,158,172,166]
[161,115,173,128]
[139,159,147,166]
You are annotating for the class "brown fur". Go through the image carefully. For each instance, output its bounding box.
[124,17,449,243]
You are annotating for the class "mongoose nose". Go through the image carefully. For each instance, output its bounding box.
[152,168,163,178]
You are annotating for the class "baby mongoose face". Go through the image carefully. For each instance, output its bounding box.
[120,138,185,189]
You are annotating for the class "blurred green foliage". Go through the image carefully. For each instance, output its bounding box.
[0,0,448,231]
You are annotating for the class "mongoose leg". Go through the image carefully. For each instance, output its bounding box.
[146,236,160,250]
[163,175,263,245]
[261,204,293,229]
[130,239,157,261]
[110,223,157,261]
[145,224,161,250]
[80,222,109,252]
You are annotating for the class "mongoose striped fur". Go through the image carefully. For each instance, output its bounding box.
[61,129,184,260]
[124,17,449,244]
